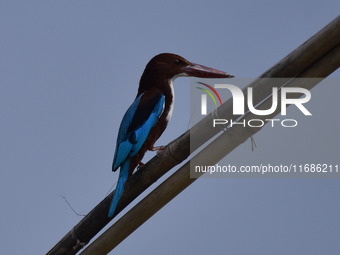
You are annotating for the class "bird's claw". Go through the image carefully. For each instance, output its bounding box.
[150,145,166,155]
[137,161,145,170]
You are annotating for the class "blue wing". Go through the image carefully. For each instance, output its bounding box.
[112,90,165,171]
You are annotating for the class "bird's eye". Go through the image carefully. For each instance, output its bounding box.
[175,59,182,65]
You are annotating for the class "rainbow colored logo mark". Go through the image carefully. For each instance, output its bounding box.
[196,82,222,107]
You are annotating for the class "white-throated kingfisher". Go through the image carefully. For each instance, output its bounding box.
[108,53,233,217]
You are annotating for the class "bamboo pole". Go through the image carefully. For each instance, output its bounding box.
[79,42,340,255]
[47,15,340,255]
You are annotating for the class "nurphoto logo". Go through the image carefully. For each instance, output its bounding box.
[196,81,312,128]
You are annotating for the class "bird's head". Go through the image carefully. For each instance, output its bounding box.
[139,53,233,93]
[144,53,233,79]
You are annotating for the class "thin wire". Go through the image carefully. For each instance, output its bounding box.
[60,195,86,217]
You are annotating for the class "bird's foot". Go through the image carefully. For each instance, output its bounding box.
[150,145,166,155]
[137,161,145,170]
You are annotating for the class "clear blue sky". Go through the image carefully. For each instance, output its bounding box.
[1,1,340,254]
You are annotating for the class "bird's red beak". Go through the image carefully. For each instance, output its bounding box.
[184,63,234,78]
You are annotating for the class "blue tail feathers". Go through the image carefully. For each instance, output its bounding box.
[108,160,130,217]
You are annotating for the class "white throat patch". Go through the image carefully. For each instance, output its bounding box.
[166,80,175,122]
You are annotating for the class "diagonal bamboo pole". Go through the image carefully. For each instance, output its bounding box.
[47,15,340,255]
[79,43,340,255]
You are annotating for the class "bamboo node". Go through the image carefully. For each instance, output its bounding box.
[71,227,86,250]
